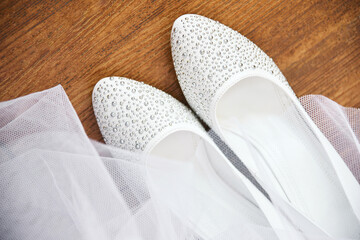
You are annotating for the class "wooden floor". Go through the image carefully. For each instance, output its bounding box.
[0,0,359,142]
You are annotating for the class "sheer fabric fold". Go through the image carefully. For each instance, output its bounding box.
[0,86,359,240]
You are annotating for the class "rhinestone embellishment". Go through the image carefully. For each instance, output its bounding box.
[171,14,292,126]
[93,77,202,152]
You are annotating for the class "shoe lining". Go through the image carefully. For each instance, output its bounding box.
[216,76,360,238]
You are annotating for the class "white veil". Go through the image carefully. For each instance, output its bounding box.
[0,85,359,240]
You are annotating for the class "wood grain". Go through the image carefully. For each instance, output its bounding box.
[0,0,359,142]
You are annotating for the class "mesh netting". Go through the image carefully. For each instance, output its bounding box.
[300,95,360,183]
[0,86,286,240]
[0,85,359,240]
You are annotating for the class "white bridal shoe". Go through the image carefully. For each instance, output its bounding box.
[92,77,307,240]
[171,14,360,239]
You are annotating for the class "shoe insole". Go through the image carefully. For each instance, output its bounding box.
[216,76,360,238]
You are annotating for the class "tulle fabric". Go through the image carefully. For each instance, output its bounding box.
[300,95,360,183]
[0,86,283,240]
[0,85,359,240]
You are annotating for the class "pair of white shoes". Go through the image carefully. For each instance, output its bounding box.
[93,14,360,239]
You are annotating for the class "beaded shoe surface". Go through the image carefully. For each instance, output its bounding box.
[171,14,294,127]
[92,76,203,153]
